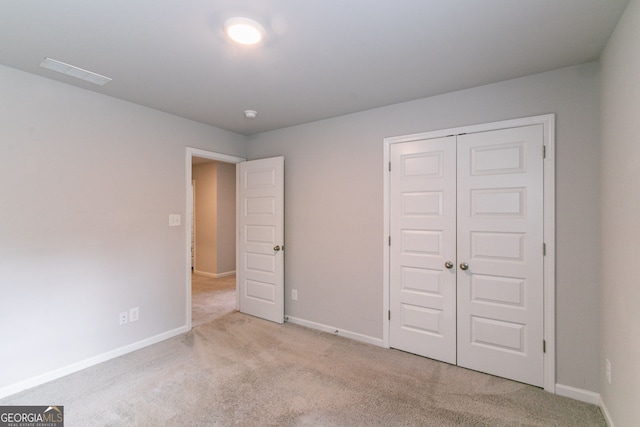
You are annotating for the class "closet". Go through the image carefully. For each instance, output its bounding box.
[388,123,545,387]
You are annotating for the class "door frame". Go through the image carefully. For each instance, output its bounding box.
[185,147,245,331]
[382,114,556,393]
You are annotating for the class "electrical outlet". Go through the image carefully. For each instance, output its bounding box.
[129,307,139,322]
[291,289,298,301]
[606,358,612,384]
[169,214,181,226]
[119,311,128,325]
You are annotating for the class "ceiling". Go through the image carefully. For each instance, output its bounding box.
[0,1,629,135]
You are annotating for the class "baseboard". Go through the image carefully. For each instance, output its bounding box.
[555,383,600,405]
[193,270,236,278]
[0,325,189,400]
[285,315,384,347]
[599,395,615,427]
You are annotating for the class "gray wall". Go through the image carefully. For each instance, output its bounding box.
[0,64,246,392]
[600,0,640,424]
[247,63,601,392]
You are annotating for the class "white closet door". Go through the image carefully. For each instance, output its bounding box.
[456,125,544,387]
[389,136,457,364]
[237,157,285,324]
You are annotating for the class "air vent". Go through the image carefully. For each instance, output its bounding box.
[39,57,112,86]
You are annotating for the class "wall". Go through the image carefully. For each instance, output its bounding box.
[600,0,640,424]
[192,161,236,276]
[247,63,601,392]
[193,162,219,274]
[0,64,246,394]
[215,161,236,274]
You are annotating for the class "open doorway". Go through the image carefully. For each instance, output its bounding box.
[185,148,245,330]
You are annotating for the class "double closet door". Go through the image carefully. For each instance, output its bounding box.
[389,124,544,387]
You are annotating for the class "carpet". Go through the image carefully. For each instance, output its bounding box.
[0,311,606,426]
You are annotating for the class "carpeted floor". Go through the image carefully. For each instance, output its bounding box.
[0,277,606,426]
[191,272,236,327]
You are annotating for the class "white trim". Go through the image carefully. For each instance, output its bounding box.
[555,384,600,405]
[0,325,188,399]
[383,114,556,392]
[193,269,236,278]
[186,148,245,331]
[599,395,615,427]
[285,316,384,347]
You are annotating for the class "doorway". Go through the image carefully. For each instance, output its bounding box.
[383,115,556,392]
[185,148,245,330]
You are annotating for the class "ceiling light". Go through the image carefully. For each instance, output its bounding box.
[39,57,112,86]
[224,17,265,45]
[244,110,258,119]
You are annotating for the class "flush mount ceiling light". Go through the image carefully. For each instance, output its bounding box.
[224,17,265,45]
[39,57,112,86]
[244,110,258,119]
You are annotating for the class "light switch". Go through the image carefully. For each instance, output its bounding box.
[169,214,181,226]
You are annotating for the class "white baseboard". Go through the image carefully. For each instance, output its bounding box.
[0,325,189,400]
[599,395,615,427]
[285,315,384,347]
[555,383,600,405]
[548,385,615,426]
[193,270,236,278]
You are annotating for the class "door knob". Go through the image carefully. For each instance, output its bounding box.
[273,245,281,252]
[444,261,454,269]
[459,262,469,271]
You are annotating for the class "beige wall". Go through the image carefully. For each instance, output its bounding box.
[193,162,219,274]
[193,161,236,276]
[600,0,640,424]
[247,62,601,392]
[216,162,237,274]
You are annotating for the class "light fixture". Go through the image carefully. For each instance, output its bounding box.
[224,17,265,45]
[39,57,112,86]
[244,110,258,119]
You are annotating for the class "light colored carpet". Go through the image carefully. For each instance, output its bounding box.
[191,273,236,327]
[1,289,605,426]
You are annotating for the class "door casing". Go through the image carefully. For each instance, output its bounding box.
[383,114,556,393]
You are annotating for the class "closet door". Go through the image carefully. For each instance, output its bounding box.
[456,125,544,387]
[389,136,457,364]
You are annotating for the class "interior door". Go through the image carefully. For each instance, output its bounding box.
[237,156,285,324]
[389,136,457,364]
[456,125,544,387]
[389,124,544,387]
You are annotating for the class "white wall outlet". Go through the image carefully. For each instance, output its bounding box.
[129,307,139,322]
[606,358,612,384]
[169,214,181,226]
[291,289,298,301]
[119,311,128,325]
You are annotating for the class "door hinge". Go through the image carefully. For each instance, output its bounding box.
[543,243,546,256]
[389,236,391,246]
[543,340,546,353]
[389,161,391,172]
[543,145,546,159]
[388,310,391,320]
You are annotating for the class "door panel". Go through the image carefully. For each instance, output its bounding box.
[389,124,544,387]
[389,137,457,364]
[238,157,284,324]
[457,125,544,387]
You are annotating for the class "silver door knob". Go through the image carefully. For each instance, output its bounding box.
[273,245,281,252]
[444,261,454,269]
[459,262,469,271]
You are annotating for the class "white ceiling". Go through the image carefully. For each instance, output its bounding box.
[0,1,629,135]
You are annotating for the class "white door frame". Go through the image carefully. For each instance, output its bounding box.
[185,147,245,331]
[383,114,556,393]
